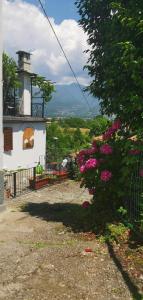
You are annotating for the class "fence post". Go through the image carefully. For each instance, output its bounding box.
[33,167,36,190]
[13,172,17,198]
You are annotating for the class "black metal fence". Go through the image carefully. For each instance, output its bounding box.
[126,154,143,223]
[4,167,36,198]
[4,163,70,199]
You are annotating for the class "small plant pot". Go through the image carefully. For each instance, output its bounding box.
[29,177,49,190]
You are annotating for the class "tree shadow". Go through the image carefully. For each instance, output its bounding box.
[21,201,143,299]
[21,201,91,232]
[106,241,143,300]
[21,201,119,234]
[128,230,143,249]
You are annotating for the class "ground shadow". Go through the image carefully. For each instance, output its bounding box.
[21,201,143,299]
[21,201,118,233]
[106,241,143,300]
[21,201,90,232]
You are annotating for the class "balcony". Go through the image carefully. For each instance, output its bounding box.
[3,96,45,118]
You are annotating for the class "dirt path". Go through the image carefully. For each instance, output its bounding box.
[0,181,132,300]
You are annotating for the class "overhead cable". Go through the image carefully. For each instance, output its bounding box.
[37,0,94,116]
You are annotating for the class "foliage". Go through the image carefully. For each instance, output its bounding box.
[75,0,143,130]
[89,115,110,137]
[77,119,143,229]
[59,117,88,128]
[46,121,90,162]
[59,116,110,133]
[3,52,54,103]
[3,52,20,103]
[32,75,55,102]
[73,127,85,150]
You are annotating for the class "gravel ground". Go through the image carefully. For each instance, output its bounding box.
[0,181,133,300]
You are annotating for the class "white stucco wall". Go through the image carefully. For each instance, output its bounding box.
[23,75,31,115]
[3,122,46,170]
[19,73,31,115]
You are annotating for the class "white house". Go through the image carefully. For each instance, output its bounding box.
[3,51,46,170]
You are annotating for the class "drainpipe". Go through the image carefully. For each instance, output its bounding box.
[0,1,5,211]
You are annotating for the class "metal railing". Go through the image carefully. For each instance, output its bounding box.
[126,153,143,223]
[4,167,36,198]
[31,103,44,118]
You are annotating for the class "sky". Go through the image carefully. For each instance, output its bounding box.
[27,0,79,23]
[3,0,90,85]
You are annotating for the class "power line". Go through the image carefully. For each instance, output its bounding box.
[37,0,94,116]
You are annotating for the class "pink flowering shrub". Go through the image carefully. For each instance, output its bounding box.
[77,118,143,210]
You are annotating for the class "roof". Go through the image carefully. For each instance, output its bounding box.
[3,116,47,123]
[16,50,32,56]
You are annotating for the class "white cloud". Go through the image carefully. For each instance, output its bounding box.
[3,0,89,85]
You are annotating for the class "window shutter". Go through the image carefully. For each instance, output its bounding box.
[4,127,13,151]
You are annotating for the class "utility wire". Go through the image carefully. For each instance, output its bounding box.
[37,0,94,116]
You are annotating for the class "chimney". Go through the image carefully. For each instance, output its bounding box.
[17,51,32,116]
[17,50,31,73]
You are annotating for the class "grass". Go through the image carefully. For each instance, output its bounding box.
[18,239,78,249]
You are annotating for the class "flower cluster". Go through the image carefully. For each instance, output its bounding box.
[103,119,121,140]
[80,158,99,173]
[88,188,96,195]
[129,149,141,155]
[77,119,122,197]
[100,144,113,155]
[100,170,112,182]
[77,146,97,167]
[85,158,99,170]
[82,201,90,208]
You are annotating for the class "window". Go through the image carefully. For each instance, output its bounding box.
[4,127,13,151]
[23,127,34,149]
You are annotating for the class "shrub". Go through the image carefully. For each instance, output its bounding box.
[77,119,143,215]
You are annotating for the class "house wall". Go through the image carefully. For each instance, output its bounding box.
[19,73,31,115]
[3,122,46,170]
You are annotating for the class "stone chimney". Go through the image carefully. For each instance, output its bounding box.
[17,51,32,116]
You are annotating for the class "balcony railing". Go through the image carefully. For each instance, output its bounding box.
[3,101,44,118]
[31,103,44,118]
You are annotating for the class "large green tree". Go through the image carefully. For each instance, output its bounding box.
[75,0,143,130]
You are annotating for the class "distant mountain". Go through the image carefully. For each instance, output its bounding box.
[44,83,100,118]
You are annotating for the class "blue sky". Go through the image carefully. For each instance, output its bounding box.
[26,0,79,23]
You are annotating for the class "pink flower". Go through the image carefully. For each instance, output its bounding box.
[80,165,85,173]
[77,155,85,167]
[111,119,121,131]
[100,170,112,182]
[100,144,113,155]
[102,119,121,141]
[88,188,96,195]
[82,201,90,208]
[92,141,98,151]
[139,169,143,177]
[85,158,99,170]
[103,128,115,140]
[129,149,140,155]
[86,148,96,155]
[78,149,86,156]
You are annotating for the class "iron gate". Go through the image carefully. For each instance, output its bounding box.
[4,167,36,198]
